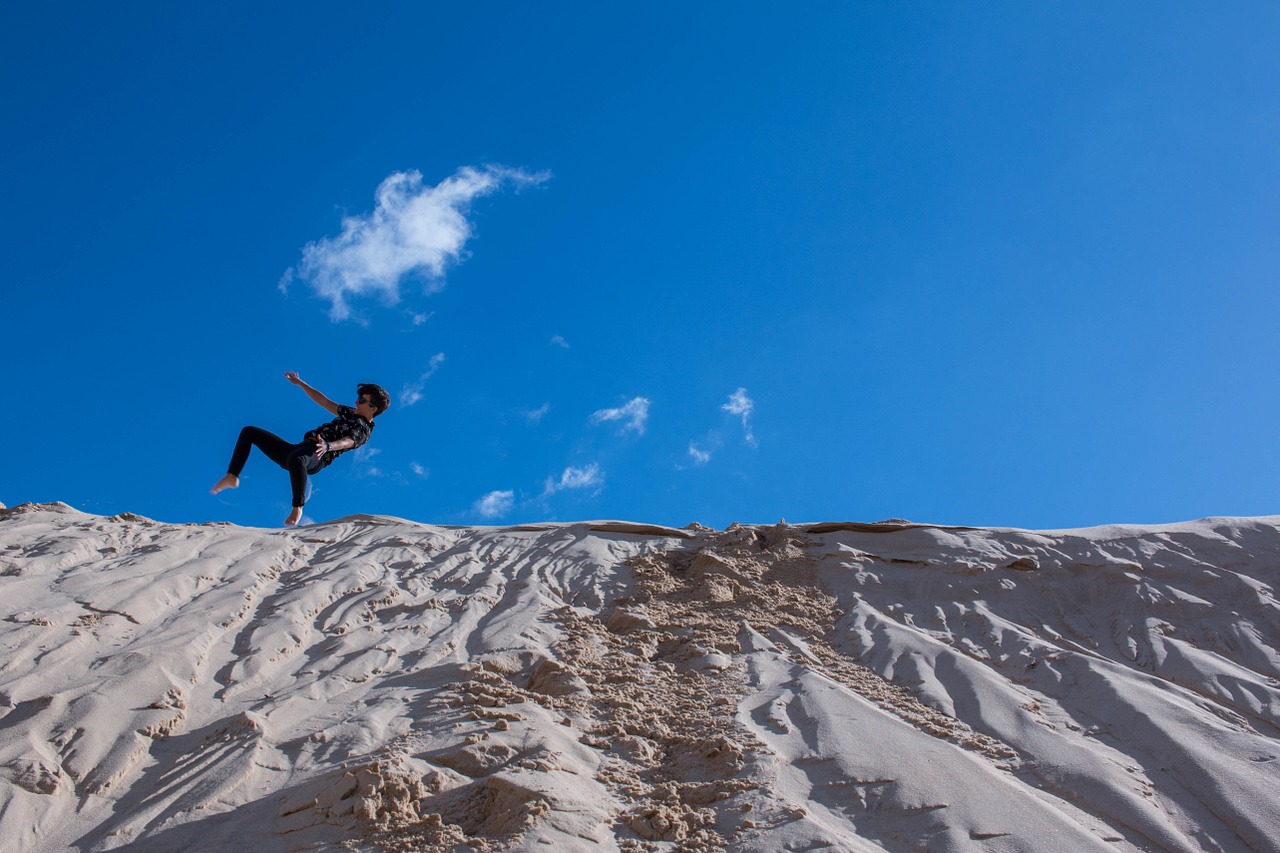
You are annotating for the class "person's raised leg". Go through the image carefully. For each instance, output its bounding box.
[212,426,294,494]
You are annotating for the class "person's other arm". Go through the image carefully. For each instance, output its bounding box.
[284,371,340,415]
[312,436,358,458]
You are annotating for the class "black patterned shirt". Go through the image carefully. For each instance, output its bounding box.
[304,405,374,471]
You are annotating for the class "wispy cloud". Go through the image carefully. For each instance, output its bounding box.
[722,387,757,447]
[286,165,550,321]
[410,462,429,478]
[520,402,551,424]
[352,446,384,478]
[550,335,570,349]
[687,442,713,466]
[590,397,650,436]
[401,353,446,407]
[542,463,604,497]
[474,489,514,519]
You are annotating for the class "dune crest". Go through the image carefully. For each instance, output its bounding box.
[1,503,1278,851]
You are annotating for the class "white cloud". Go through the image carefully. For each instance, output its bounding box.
[474,489,514,519]
[410,310,435,326]
[520,402,551,423]
[401,353,446,407]
[590,397,650,435]
[352,446,384,478]
[550,335,570,349]
[688,442,713,466]
[542,463,604,497]
[288,165,550,321]
[722,387,757,447]
[410,462,429,478]
[722,387,754,419]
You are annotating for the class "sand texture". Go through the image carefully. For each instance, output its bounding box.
[1,502,1278,851]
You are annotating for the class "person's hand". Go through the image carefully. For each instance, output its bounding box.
[284,371,303,386]
[313,438,328,459]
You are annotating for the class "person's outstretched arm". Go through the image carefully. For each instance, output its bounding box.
[284,371,340,415]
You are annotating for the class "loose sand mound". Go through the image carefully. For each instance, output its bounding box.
[1,502,1277,851]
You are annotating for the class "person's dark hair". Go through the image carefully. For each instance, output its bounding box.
[358,383,391,416]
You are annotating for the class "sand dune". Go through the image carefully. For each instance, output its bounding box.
[1,502,1277,851]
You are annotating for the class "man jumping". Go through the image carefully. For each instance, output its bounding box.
[211,371,390,526]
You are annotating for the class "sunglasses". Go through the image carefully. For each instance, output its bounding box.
[357,396,373,407]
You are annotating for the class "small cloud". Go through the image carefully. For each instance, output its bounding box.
[722,387,754,419]
[542,463,604,497]
[520,402,551,423]
[687,442,713,466]
[722,387,757,447]
[401,353,446,407]
[550,335,570,349]
[409,310,435,326]
[288,164,550,321]
[353,446,384,478]
[410,462,429,478]
[474,489,514,519]
[590,397,650,436]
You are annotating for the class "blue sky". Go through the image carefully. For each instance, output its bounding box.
[4,4,1279,530]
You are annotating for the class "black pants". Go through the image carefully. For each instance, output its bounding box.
[227,426,323,508]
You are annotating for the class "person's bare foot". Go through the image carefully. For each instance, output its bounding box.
[210,474,239,495]
[285,507,303,527]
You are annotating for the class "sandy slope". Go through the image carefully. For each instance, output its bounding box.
[0,502,1277,852]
